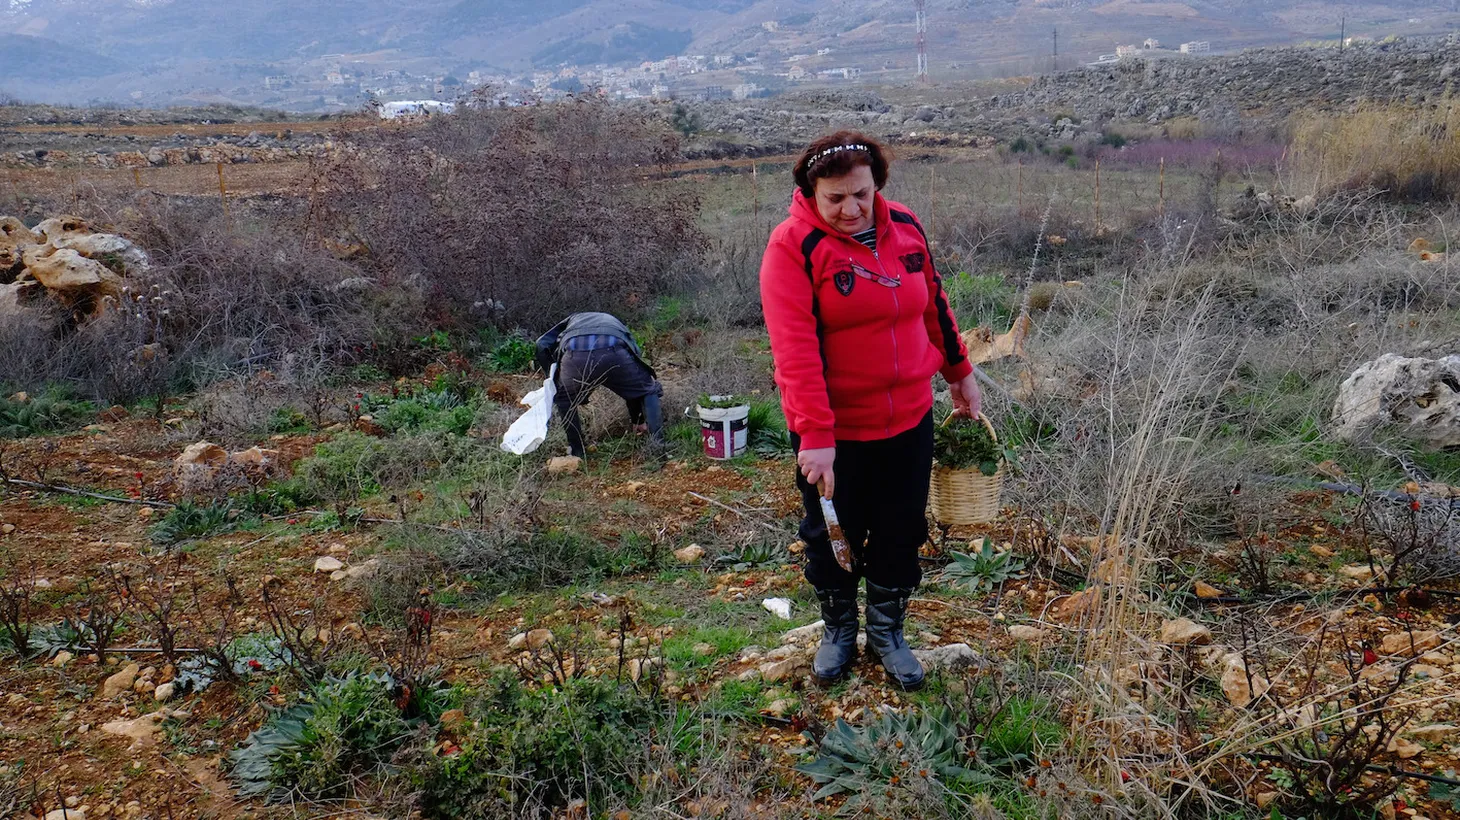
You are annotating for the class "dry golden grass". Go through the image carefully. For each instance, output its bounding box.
[1289,100,1460,200]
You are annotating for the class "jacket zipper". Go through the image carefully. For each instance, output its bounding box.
[873,247,900,435]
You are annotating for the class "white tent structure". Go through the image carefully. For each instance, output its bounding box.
[377,100,456,120]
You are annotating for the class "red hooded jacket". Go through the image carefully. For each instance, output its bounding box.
[760,190,972,451]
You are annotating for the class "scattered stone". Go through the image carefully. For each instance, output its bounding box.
[1309,544,1335,559]
[1052,586,1100,622]
[1339,565,1375,584]
[1379,630,1442,656]
[525,628,555,650]
[0,523,13,535]
[762,698,795,718]
[1221,654,1269,708]
[1254,792,1278,810]
[174,441,228,470]
[546,456,583,475]
[1412,663,1447,679]
[780,620,825,645]
[338,559,380,580]
[673,544,705,564]
[508,632,528,650]
[34,578,52,589]
[440,709,467,732]
[4,693,24,707]
[1193,581,1224,599]
[762,598,793,620]
[153,682,176,703]
[1161,618,1213,646]
[100,714,165,748]
[100,663,140,699]
[758,657,807,683]
[46,811,85,820]
[136,507,154,521]
[52,650,74,668]
[1408,724,1460,743]
[692,642,717,657]
[132,677,154,695]
[911,643,982,671]
[628,657,662,683]
[1388,735,1425,760]
[313,556,344,573]
[1008,625,1047,643]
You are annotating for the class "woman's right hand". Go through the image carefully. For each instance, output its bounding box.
[799,447,836,498]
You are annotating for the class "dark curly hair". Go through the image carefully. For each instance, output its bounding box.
[792,130,892,198]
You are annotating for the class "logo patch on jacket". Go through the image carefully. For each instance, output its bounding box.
[900,253,926,274]
[833,269,855,296]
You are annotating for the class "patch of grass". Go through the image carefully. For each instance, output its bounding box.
[703,678,772,719]
[265,406,311,435]
[415,674,659,815]
[942,272,1015,332]
[980,695,1062,767]
[663,625,753,670]
[486,336,536,374]
[150,499,240,545]
[0,388,94,439]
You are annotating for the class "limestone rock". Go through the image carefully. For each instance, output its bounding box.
[52,650,74,668]
[100,713,165,748]
[154,682,176,703]
[1193,581,1224,599]
[1379,630,1442,656]
[46,810,85,820]
[1388,735,1424,760]
[692,642,717,657]
[912,643,983,671]
[673,544,705,564]
[1161,618,1213,646]
[1333,354,1460,448]
[780,620,825,645]
[1407,724,1459,743]
[525,628,555,650]
[1008,625,1047,642]
[762,698,795,718]
[100,663,140,699]
[758,656,808,683]
[546,456,582,475]
[628,657,662,683]
[1220,655,1269,708]
[175,441,228,471]
[313,556,344,573]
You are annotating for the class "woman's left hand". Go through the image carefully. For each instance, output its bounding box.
[949,374,982,419]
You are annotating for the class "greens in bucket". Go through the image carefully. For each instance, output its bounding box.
[932,414,1002,476]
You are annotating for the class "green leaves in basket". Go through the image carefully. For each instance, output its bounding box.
[932,414,1002,476]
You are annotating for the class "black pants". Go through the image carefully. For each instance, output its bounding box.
[791,411,934,592]
[553,347,663,457]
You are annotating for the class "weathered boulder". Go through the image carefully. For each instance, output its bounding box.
[23,247,124,299]
[1333,354,1460,448]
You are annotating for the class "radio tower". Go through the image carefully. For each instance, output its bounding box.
[915,0,929,83]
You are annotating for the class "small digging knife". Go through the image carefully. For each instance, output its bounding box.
[817,481,857,573]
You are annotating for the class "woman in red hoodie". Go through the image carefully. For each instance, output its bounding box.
[760,131,980,690]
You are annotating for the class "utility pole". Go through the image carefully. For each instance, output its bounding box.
[1340,16,1346,51]
[1052,26,1058,73]
[915,0,929,83]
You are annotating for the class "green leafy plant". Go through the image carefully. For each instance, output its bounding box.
[416,674,658,814]
[932,414,1003,475]
[795,708,997,811]
[747,400,792,458]
[150,499,239,545]
[228,673,424,801]
[0,389,94,439]
[943,538,1027,594]
[1430,771,1460,812]
[265,406,311,435]
[715,538,787,571]
[696,393,746,410]
[487,337,536,373]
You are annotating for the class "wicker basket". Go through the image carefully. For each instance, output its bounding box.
[928,413,1004,526]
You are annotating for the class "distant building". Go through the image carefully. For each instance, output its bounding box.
[1115,45,1139,59]
[1143,38,1161,50]
[378,100,455,120]
[714,54,734,66]
[817,48,833,56]
[650,84,671,99]
[701,85,730,101]
[762,21,780,32]
[326,71,345,85]
[732,83,760,100]
[819,67,862,80]
[1180,41,1211,54]
[787,65,809,81]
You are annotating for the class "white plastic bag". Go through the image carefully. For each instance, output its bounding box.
[500,365,557,455]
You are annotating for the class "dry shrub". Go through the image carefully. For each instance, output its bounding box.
[308,97,705,331]
[1290,101,1460,201]
[0,195,418,403]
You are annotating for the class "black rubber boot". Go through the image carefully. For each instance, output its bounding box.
[813,587,859,685]
[864,581,925,691]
